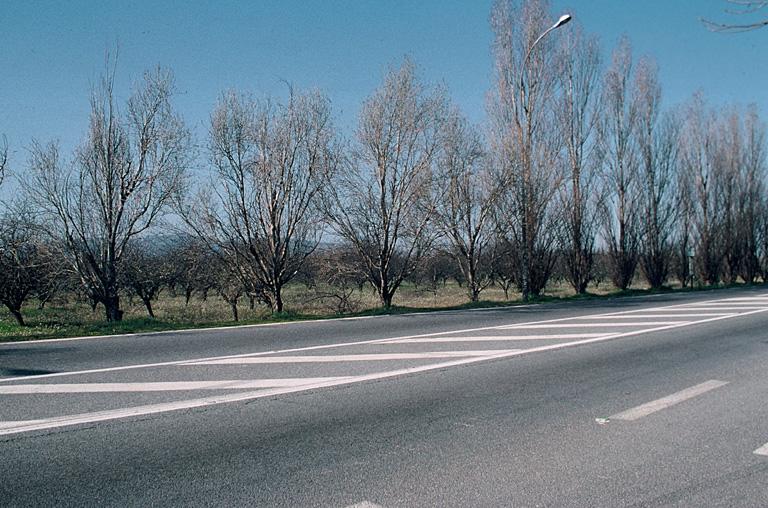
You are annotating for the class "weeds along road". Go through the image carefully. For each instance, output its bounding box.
[2,286,768,506]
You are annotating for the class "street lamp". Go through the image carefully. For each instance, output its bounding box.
[517,13,571,302]
[522,14,572,87]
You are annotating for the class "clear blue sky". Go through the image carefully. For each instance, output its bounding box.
[1,0,766,171]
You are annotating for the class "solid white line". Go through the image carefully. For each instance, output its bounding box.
[502,322,685,329]
[610,380,729,421]
[0,378,351,394]
[754,443,768,456]
[1,311,764,436]
[186,350,519,365]
[382,334,611,344]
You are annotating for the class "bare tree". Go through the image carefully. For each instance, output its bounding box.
[165,236,213,306]
[212,264,245,322]
[324,60,447,308]
[703,1,768,32]
[674,156,695,287]
[306,246,367,314]
[599,36,640,290]
[555,23,602,294]
[0,204,49,326]
[0,136,7,190]
[717,105,766,283]
[180,88,337,314]
[634,58,679,289]
[738,105,767,282]
[24,64,189,321]
[488,0,566,300]
[718,109,744,283]
[433,110,506,302]
[120,239,177,318]
[680,93,724,285]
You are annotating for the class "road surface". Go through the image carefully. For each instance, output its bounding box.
[1,287,768,506]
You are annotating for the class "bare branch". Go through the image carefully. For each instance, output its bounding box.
[702,0,768,31]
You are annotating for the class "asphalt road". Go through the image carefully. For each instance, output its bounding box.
[2,287,768,507]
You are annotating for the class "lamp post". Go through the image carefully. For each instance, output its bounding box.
[517,13,571,302]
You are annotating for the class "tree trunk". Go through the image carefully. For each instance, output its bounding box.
[142,297,155,318]
[7,307,25,326]
[230,302,239,322]
[104,296,123,322]
[184,288,193,306]
[273,290,283,313]
[380,289,393,309]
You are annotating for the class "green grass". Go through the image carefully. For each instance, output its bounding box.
[0,279,764,342]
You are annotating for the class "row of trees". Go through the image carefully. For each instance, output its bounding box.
[1,0,767,324]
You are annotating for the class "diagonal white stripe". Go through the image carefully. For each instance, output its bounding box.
[575,313,731,319]
[187,350,519,365]
[382,334,611,344]
[0,310,765,436]
[0,378,351,394]
[501,322,685,329]
[672,306,767,311]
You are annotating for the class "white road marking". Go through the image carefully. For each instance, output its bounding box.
[501,322,685,329]
[345,502,384,508]
[382,333,612,344]
[0,311,762,436]
[186,350,519,365]
[3,296,768,385]
[0,378,351,394]
[609,380,729,421]
[754,443,768,456]
[680,304,768,309]
[575,314,732,319]
[672,306,768,311]
[0,298,532,346]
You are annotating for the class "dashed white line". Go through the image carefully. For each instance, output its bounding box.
[754,443,768,456]
[609,380,729,421]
